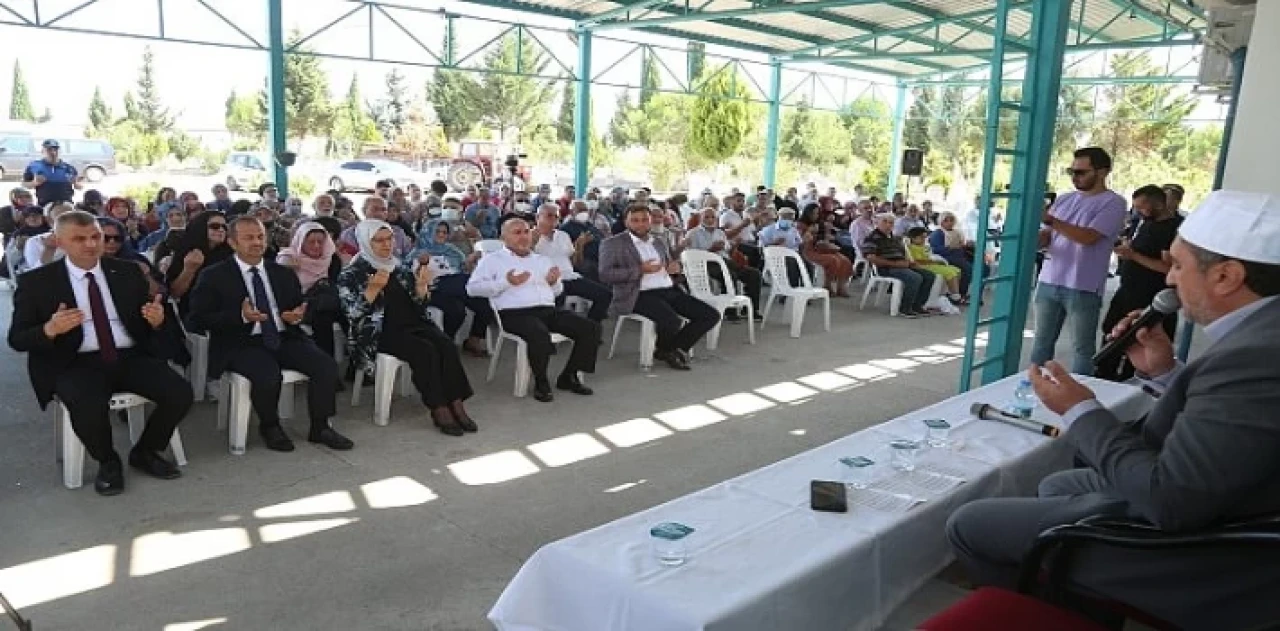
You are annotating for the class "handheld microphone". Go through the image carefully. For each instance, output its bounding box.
[1091,289,1180,368]
[970,403,1061,438]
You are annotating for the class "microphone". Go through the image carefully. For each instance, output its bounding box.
[1091,289,1180,368]
[970,403,1061,438]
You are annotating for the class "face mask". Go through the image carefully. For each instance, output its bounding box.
[651,224,667,235]
[777,219,793,230]
[442,208,461,221]
[586,200,599,211]
[574,212,590,223]
[428,206,442,217]
[515,202,531,213]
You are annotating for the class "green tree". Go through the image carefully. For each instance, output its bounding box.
[608,92,638,147]
[689,64,752,161]
[131,46,175,134]
[687,42,707,85]
[839,95,893,191]
[87,86,113,136]
[555,80,577,143]
[1097,51,1197,165]
[225,89,265,140]
[639,49,661,108]
[258,30,333,140]
[472,32,555,140]
[428,32,481,142]
[1053,83,1095,163]
[369,68,409,140]
[122,91,140,123]
[632,93,691,149]
[168,131,202,162]
[329,75,381,156]
[781,99,851,166]
[8,60,34,122]
[903,86,935,155]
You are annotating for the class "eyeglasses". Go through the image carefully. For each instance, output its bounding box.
[208,223,227,230]
[1066,168,1095,177]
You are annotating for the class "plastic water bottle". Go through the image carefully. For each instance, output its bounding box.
[1010,378,1037,418]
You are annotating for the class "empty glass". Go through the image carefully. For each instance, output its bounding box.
[923,419,951,448]
[890,439,921,472]
[839,456,875,489]
[650,522,693,567]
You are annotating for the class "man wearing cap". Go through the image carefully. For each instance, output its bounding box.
[23,139,82,208]
[946,190,1280,629]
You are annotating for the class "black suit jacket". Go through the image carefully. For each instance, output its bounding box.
[186,257,308,378]
[8,257,177,409]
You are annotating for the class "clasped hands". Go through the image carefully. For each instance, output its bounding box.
[641,258,680,275]
[506,266,560,286]
[241,298,306,326]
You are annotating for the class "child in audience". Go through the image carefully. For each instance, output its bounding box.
[905,227,965,304]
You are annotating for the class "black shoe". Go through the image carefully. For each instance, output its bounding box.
[675,348,693,364]
[128,448,181,480]
[94,457,125,496]
[533,381,554,403]
[431,408,465,436]
[309,426,354,450]
[752,311,764,322]
[556,374,594,396]
[656,350,691,371]
[260,425,296,452]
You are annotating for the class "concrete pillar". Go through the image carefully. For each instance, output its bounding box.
[1223,1,1279,195]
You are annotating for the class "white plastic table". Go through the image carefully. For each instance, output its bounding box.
[489,375,1151,631]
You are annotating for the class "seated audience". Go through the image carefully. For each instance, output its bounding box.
[8,210,192,495]
[277,221,344,358]
[413,219,493,357]
[23,202,74,272]
[862,213,938,318]
[599,204,720,371]
[166,211,233,314]
[468,220,600,402]
[928,211,978,298]
[893,204,927,236]
[188,216,352,453]
[559,199,609,281]
[7,206,49,273]
[685,207,763,320]
[338,197,410,264]
[532,204,611,322]
[905,227,965,304]
[799,203,853,296]
[337,220,477,435]
[464,188,501,239]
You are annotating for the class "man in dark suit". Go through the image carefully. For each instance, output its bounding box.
[8,210,192,496]
[598,203,719,371]
[188,216,352,453]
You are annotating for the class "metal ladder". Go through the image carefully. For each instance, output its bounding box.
[959,0,1072,391]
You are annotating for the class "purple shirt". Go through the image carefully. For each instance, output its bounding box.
[1039,190,1127,294]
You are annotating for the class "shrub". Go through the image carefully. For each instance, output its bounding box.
[118,182,164,206]
[289,174,316,199]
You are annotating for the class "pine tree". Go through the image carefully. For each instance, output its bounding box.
[331,74,381,155]
[428,32,480,142]
[687,42,707,85]
[639,49,661,108]
[257,30,333,140]
[369,69,409,140]
[689,64,751,161]
[132,46,175,134]
[472,32,555,140]
[225,89,264,139]
[903,86,934,155]
[8,60,34,122]
[556,80,576,143]
[87,86,113,134]
[608,92,636,148]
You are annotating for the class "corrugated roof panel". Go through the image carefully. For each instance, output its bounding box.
[824,3,923,28]
[750,13,865,40]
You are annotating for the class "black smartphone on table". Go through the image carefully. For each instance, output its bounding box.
[810,480,848,513]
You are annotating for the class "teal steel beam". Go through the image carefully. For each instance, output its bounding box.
[798,35,1198,64]
[885,1,1046,49]
[913,37,1200,79]
[579,0,675,27]
[573,28,592,194]
[584,0,904,30]
[778,6,1020,59]
[981,0,1073,386]
[763,59,783,188]
[267,0,288,196]
[42,0,101,28]
[886,82,907,199]
[912,74,1199,87]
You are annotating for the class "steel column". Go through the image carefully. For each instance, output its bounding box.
[886,82,907,199]
[763,59,783,188]
[266,0,288,196]
[573,28,592,193]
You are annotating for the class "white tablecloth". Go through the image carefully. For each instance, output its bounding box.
[489,376,1151,631]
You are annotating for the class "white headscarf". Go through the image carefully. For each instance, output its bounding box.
[355,219,399,272]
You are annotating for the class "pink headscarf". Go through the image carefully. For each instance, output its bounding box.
[278,221,334,292]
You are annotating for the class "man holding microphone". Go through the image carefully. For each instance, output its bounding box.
[946,190,1280,629]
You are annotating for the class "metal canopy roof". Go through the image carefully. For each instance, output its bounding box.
[463,0,1207,77]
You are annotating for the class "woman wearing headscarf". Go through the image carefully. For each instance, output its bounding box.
[413,218,492,358]
[338,220,477,436]
[167,211,233,315]
[278,221,343,357]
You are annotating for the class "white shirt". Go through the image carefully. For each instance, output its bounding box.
[466,246,563,311]
[235,256,286,334]
[719,209,746,243]
[532,229,581,281]
[630,232,674,291]
[23,233,63,271]
[685,225,730,259]
[66,258,135,353]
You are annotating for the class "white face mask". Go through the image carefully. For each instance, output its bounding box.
[586,200,599,211]
[574,211,590,223]
[442,208,461,221]
[515,202,531,213]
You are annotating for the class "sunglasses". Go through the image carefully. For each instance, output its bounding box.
[208,223,227,230]
[1065,168,1095,177]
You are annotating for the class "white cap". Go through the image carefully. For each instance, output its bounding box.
[1179,190,1280,265]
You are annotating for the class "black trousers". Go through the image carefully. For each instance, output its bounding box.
[55,350,193,463]
[429,274,493,339]
[1097,285,1177,382]
[631,287,721,353]
[308,310,343,357]
[499,306,600,384]
[708,257,762,310]
[378,322,473,409]
[561,277,612,322]
[224,336,339,431]
[737,243,763,270]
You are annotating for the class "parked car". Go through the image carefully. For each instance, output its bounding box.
[0,133,116,182]
[218,151,273,192]
[327,159,424,193]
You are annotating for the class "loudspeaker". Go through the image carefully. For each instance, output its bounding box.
[901,149,924,176]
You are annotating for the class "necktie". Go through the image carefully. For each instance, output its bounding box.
[84,272,117,364]
[249,267,281,351]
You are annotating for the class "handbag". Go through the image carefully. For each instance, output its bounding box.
[303,279,341,317]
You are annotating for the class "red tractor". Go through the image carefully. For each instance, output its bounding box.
[446,141,531,192]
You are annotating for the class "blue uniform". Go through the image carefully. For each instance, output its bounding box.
[23,159,77,207]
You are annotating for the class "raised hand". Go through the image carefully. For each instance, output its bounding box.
[640,259,664,274]
[1110,308,1177,376]
[576,232,594,246]
[281,302,307,326]
[507,269,532,286]
[140,294,165,329]
[666,259,681,275]
[367,269,391,294]
[545,266,561,286]
[184,248,205,269]
[44,302,85,338]
[241,297,268,324]
[415,264,435,296]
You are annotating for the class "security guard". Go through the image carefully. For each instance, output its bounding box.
[22,139,82,207]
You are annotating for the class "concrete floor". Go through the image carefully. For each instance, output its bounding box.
[0,281,1179,630]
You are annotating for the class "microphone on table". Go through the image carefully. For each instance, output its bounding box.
[1092,289,1180,368]
[970,403,1061,438]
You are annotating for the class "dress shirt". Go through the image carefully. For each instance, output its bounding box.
[719,209,746,243]
[235,256,286,334]
[630,232,674,291]
[23,233,63,271]
[532,229,581,281]
[758,223,802,251]
[466,246,563,311]
[685,226,730,259]
[1059,295,1280,428]
[66,258,135,353]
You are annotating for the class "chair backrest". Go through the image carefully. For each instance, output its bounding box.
[763,245,813,290]
[680,249,723,298]
[167,296,191,337]
[487,297,507,336]
[476,240,503,256]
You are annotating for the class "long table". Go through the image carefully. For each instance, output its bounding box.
[489,376,1151,631]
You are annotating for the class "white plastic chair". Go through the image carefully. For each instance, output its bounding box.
[486,298,572,397]
[681,249,754,350]
[216,369,310,455]
[860,265,905,316]
[760,246,830,338]
[54,393,188,490]
[349,353,413,425]
[475,239,504,256]
[608,314,657,370]
[185,332,211,402]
